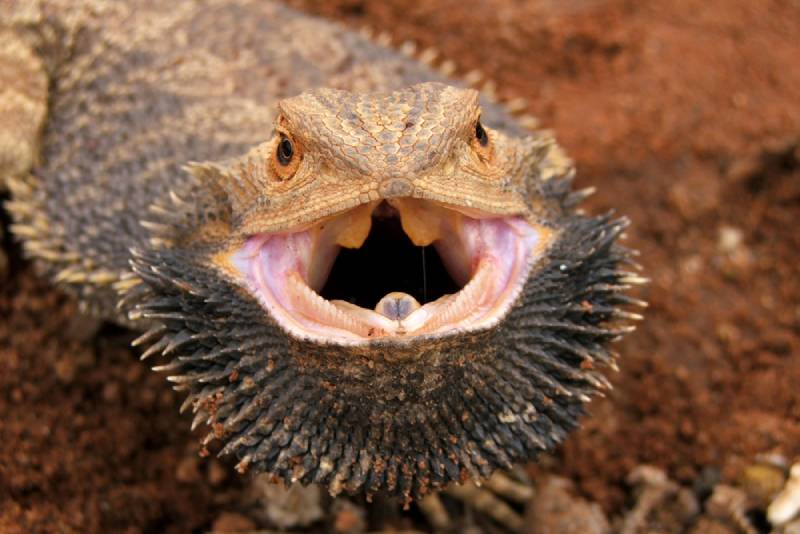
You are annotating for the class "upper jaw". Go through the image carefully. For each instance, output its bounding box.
[235,172,531,236]
[228,198,554,346]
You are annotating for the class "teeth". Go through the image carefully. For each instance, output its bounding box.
[389,198,474,284]
[286,273,375,337]
[334,202,376,249]
[330,299,397,334]
[389,198,446,246]
[422,257,495,331]
[374,292,421,320]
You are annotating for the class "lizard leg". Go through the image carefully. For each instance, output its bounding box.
[445,477,527,532]
[418,471,534,532]
[0,24,48,187]
[1,21,135,320]
[1,24,59,278]
[418,492,453,531]
[0,19,47,285]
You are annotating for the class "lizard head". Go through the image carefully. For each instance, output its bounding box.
[205,82,561,343]
[129,82,641,501]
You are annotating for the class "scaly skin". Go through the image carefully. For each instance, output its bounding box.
[2,0,641,502]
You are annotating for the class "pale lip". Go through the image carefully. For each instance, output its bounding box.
[231,199,546,345]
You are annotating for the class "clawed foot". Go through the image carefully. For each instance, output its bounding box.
[418,470,534,532]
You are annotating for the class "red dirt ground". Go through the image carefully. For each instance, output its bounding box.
[2,0,799,531]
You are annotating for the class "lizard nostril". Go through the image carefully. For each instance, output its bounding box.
[378,178,413,198]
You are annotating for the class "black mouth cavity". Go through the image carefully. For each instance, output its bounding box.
[320,205,461,309]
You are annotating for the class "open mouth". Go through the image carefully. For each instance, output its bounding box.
[231,199,547,344]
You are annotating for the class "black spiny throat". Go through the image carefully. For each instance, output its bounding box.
[128,174,639,501]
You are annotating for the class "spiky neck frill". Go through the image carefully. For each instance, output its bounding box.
[126,205,639,502]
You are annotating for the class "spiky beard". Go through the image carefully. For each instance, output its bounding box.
[126,191,636,502]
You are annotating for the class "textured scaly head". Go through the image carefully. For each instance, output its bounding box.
[129,82,642,501]
[183,83,559,342]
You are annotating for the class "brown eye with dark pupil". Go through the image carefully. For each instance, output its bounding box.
[475,120,489,147]
[277,135,294,166]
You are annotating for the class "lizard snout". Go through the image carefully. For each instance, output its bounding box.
[378,178,414,198]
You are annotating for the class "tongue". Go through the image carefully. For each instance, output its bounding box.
[374,292,421,320]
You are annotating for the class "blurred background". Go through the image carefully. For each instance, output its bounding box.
[1,0,798,532]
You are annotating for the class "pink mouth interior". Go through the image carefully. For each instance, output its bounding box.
[231,203,542,344]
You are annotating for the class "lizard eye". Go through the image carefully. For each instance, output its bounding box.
[277,135,294,166]
[475,119,489,147]
[471,117,494,164]
[272,132,302,181]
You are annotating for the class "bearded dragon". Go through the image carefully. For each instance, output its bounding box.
[1,0,642,504]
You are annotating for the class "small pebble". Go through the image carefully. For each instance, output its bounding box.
[769,464,800,527]
[739,462,787,507]
[705,484,755,534]
[252,477,323,529]
[717,226,744,254]
[524,476,610,534]
[757,453,789,471]
[620,465,699,534]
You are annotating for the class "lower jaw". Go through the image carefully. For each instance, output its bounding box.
[230,200,549,345]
